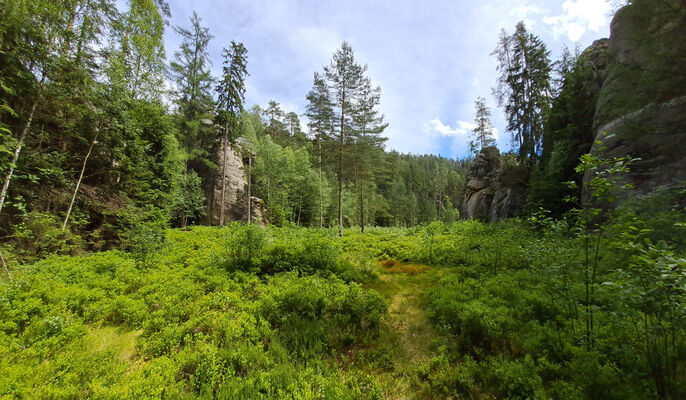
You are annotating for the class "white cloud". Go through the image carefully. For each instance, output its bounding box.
[511,4,544,28]
[425,119,475,137]
[544,0,612,41]
[492,127,500,140]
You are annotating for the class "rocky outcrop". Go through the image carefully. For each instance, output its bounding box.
[588,0,686,196]
[206,144,265,225]
[581,39,609,96]
[460,147,526,222]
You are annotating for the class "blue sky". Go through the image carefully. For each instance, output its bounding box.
[163,0,614,159]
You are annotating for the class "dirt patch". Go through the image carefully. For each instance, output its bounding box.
[379,258,404,268]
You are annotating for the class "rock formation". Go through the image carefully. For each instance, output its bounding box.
[206,144,265,225]
[587,0,686,196]
[460,147,526,222]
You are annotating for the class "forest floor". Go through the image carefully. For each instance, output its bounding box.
[357,261,446,399]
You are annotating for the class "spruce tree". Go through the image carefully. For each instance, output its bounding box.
[263,100,285,140]
[305,72,334,228]
[169,11,215,226]
[469,96,496,156]
[351,76,387,232]
[492,21,552,162]
[215,41,248,226]
[170,11,215,165]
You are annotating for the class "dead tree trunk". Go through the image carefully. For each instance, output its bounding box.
[62,128,99,231]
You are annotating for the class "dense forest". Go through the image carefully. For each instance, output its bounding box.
[0,1,468,260]
[1,0,686,398]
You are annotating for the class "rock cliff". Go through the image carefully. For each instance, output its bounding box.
[460,147,526,222]
[206,144,264,225]
[588,0,686,195]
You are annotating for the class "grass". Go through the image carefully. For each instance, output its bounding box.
[87,326,141,362]
[357,260,445,399]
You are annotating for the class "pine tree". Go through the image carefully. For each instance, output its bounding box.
[169,11,215,163]
[169,11,215,227]
[263,100,285,139]
[492,22,551,162]
[324,41,365,237]
[215,41,248,226]
[469,96,496,156]
[305,72,334,228]
[351,76,387,233]
[284,112,301,137]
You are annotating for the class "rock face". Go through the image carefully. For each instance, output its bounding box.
[581,39,609,96]
[460,147,526,222]
[588,0,686,196]
[206,144,265,225]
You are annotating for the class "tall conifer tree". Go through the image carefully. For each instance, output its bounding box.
[215,41,248,226]
[169,11,215,226]
[305,72,334,228]
[351,76,387,232]
[324,41,364,237]
[492,22,551,161]
[469,96,496,156]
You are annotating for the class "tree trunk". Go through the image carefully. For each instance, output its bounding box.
[297,195,302,225]
[338,92,345,237]
[247,155,252,224]
[0,76,45,214]
[219,125,228,226]
[0,250,10,280]
[180,162,188,228]
[360,184,365,234]
[62,128,99,231]
[318,132,323,229]
[354,160,365,233]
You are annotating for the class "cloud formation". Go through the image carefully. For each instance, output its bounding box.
[164,0,613,159]
[544,0,613,41]
[425,119,475,137]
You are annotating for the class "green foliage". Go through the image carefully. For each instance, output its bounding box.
[8,212,83,262]
[121,217,167,268]
[0,226,387,399]
[1,2,684,398]
[221,222,267,269]
[527,45,602,216]
[2,211,686,399]
[173,169,206,227]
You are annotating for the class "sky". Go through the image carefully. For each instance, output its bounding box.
[163,0,614,159]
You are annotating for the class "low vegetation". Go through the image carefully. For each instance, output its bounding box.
[2,189,684,399]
